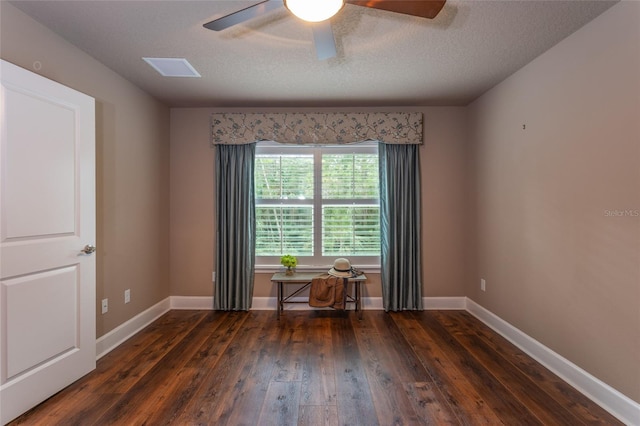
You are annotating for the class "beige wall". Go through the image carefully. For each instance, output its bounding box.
[1,2,171,337]
[469,2,640,402]
[169,107,471,299]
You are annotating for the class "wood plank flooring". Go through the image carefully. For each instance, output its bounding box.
[11,310,622,425]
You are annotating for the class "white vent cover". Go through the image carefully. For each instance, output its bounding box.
[142,57,201,77]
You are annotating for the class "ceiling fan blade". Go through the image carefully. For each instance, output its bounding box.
[346,0,446,19]
[203,0,284,31]
[311,21,337,60]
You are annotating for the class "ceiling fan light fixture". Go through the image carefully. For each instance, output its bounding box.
[285,0,344,22]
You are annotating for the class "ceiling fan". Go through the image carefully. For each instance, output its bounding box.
[203,0,446,60]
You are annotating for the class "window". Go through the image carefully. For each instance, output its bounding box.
[255,143,380,267]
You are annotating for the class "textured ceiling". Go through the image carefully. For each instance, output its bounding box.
[9,0,617,107]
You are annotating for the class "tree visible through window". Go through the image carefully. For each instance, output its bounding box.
[255,143,380,266]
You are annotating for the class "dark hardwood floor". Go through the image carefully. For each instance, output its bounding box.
[12,309,621,425]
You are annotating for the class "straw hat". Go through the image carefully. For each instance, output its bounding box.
[328,258,353,277]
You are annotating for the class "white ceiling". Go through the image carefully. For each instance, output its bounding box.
[10,0,617,108]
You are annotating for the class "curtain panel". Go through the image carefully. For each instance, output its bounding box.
[214,143,256,311]
[379,143,423,311]
[210,112,422,145]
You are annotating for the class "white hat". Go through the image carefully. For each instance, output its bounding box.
[328,258,353,277]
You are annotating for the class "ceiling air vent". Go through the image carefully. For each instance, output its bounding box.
[142,57,201,77]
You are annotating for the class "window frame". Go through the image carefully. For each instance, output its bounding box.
[255,141,381,270]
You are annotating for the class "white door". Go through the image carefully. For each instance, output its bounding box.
[0,60,96,424]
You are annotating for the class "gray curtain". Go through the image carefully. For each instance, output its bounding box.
[214,143,256,310]
[379,143,423,311]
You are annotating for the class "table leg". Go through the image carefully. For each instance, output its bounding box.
[355,281,360,311]
[277,281,282,318]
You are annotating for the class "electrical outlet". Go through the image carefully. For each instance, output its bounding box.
[124,289,131,304]
[212,271,216,282]
[101,298,108,314]
[480,278,486,292]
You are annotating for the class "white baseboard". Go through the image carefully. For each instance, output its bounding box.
[168,296,466,311]
[363,297,383,310]
[95,297,171,359]
[251,297,278,310]
[251,296,383,311]
[251,296,465,311]
[424,296,466,310]
[465,298,640,425]
[170,295,214,310]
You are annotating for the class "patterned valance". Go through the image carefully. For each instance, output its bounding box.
[210,112,423,146]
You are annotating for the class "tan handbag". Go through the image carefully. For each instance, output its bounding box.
[309,275,347,310]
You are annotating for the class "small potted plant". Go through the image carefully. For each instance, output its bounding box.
[280,254,297,275]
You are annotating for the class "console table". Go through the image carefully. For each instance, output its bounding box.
[271,272,367,317]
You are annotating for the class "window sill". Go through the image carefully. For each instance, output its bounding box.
[255,265,381,274]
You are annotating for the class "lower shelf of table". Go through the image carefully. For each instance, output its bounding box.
[273,279,364,316]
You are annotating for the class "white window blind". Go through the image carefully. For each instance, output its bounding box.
[255,143,380,267]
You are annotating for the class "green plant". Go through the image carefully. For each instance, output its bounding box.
[280,254,297,268]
